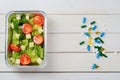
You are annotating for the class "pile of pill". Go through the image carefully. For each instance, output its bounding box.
[80,17,108,70]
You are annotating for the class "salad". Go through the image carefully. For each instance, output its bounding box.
[6,11,46,66]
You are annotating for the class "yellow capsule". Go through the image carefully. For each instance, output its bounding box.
[100,48,105,52]
[88,31,92,34]
[95,31,101,35]
[88,27,92,34]
[88,37,93,46]
[88,27,92,31]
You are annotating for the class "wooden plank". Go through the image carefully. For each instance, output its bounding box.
[0,34,5,52]
[0,53,120,71]
[47,34,120,52]
[1,14,120,33]
[48,15,120,33]
[48,34,120,52]
[0,73,120,80]
[0,0,120,14]
[0,15,5,33]
[0,33,120,52]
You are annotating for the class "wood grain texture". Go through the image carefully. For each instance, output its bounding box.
[0,0,120,14]
[0,53,120,71]
[0,0,120,78]
[0,73,120,80]
[0,33,120,53]
[1,15,120,33]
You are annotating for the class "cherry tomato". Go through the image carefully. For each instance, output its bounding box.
[33,35,44,45]
[20,53,31,65]
[33,14,44,26]
[22,23,33,34]
[10,43,21,52]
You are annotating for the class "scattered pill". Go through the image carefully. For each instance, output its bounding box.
[94,37,104,44]
[100,48,105,52]
[94,39,101,44]
[92,64,97,70]
[84,32,90,37]
[92,25,97,30]
[94,46,102,51]
[99,52,108,58]
[88,37,93,46]
[80,17,107,70]
[97,37,104,44]
[81,25,87,28]
[80,41,85,45]
[90,21,96,25]
[88,27,92,34]
[92,64,99,70]
[87,45,91,52]
[88,27,92,31]
[95,31,101,35]
[88,31,92,34]
[82,17,87,24]
[96,53,100,59]
[100,32,105,38]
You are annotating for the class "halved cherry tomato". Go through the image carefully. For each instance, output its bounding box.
[10,43,21,52]
[22,23,33,34]
[33,14,44,26]
[20,53,31,65]
[33,35,44,45]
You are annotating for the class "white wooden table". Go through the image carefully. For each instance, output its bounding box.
[0,0,120,79]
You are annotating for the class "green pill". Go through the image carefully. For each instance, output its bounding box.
[80,41,85,45]
[91,21,96,25]
[81,25,87,28]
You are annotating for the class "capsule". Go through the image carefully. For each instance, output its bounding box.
[82,17,87,24]
[95,31,101,35]
[94,46,102,51]
[92,25,97,30]
[88,27,92,34]
[91,21,96,25]
[100,32,105,38]
[88,27,92,31]
[100,48,105,52]
[80,41,85,45]
[97,37,104,44]
[94,37,104,44]
[96,53,100,59]
[94,39,101,44]
[81,25,87,28]
[99,52,108,58]
[87,45,91,52]
[88,37,93,46]
[88,31,92,34]
[84,32,90,37]
[91,64,99,70]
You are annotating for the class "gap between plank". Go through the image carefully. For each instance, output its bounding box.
[1,13,120,15]
[0,71,120,73]
[0,51,120,54]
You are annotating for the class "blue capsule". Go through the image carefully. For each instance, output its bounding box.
[96,53,100,59]
[92,64,97,70]
[87,45,91,52]
[84,32,90,37]
[82,17,87,24]
[94,39,101,44]
[92,25,97,30]
[100,32,105,38]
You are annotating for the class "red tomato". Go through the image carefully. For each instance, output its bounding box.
[33,14,44,26]
[10,43,21,52]
[22,23,33,34]
[33,35,44,45]
[20,53,31,65]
